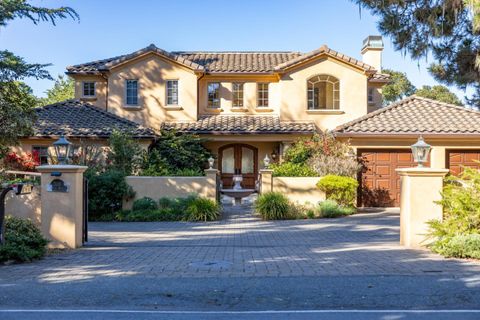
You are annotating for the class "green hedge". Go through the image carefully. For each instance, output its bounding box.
[270,162,318,177]
[316,175,358,207]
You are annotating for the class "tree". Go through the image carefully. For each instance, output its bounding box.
[382,69,416,105]
[38,75,74,106]
[0,1,78,155]
[353,0,480,107]
[415,85,464,106]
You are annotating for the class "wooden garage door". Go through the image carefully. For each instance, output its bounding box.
[358,149,416,207]
[447,150,480,176]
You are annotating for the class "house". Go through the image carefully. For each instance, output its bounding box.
[16,35,480,206]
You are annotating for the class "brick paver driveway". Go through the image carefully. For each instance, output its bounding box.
[1,206,479,281]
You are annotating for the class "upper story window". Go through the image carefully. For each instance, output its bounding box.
[307,75,339,110]
[32,146,49,165]
[232,83,244,108]
[82,81,95,97]
[126,79,139,106]
[166,80,179,105]
[368,88,374,103]
[208,82,220,108]
[257,83,269,108]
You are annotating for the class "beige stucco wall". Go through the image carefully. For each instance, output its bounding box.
[124,175,217,210]
[72,75,108,110]
[345,136,480,170]
[5,186,42,226]
[272,177,325,205]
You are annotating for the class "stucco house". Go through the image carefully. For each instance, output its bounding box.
[15,35,480,206]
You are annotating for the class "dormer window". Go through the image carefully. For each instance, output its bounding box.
[208,82,220,108]
[126,79,139,106]
[368,88,374,103]
[82,81,95,97]
[307,75,339,110]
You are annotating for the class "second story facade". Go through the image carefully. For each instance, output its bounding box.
[67,36,388,132]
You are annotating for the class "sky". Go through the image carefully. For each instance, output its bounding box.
[0,0,468,100]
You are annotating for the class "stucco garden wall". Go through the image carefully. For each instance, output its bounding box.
[5,186,42,226]
[272,177,325,205]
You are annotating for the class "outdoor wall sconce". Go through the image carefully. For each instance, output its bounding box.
[263,154,271,168]
[411,136,431,167]
[53,135,72,165]
[208,156,215,169]
[271,150,277,161]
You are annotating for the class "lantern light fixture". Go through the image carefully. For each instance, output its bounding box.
[208,156,215,169]
[411,136,431,167]
[263,154,271,168]
[53,136,72,165]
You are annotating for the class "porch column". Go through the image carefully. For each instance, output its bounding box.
[204,168,219,202]
[259,169,273,194]
[396,167,448,248]
[36,165,88,249]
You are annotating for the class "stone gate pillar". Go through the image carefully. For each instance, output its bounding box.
[259,169,273,194]
[396,167,449,248]
[204,168,219,202]
[36,165,88,249]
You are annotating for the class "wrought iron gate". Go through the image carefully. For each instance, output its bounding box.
[83,177,88,244]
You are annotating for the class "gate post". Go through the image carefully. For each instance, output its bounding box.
[259,169,273,194]
[204,168,219,202]
[396,167,448,248]
[36,165,88,249]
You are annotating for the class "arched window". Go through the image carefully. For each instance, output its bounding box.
[307,75,340,110]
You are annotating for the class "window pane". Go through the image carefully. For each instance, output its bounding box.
[126,80,138,105]
[222,147,235,173]
[307,75,339,110]
[208,82,220,108]
[83,82,95,96]
[257,83,269,107]
[167,80,178,105]
[32,146,49,165]
[232,83,244,107]
[241,147,254,174]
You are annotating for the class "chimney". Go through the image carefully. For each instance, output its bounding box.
[361,35,383,71]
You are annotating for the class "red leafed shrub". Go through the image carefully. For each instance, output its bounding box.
[4,151,40,171]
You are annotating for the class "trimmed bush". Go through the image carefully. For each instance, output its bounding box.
[255,192,292,220]
[317,175,358,207]
[271,162,318,177]
[318,200,355,218]
[132,197,158,211]
[430,233,480,259]
[0,217,48,263]
[186,197,221,222]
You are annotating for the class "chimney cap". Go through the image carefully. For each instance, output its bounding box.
[362,35,384,50]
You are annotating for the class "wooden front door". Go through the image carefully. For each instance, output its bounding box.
[219,144,258,189]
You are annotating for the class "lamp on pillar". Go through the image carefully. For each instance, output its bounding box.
[53,136,72,165]
[411,136,431,167]
[208,156,215,169]
[263,154,271,168]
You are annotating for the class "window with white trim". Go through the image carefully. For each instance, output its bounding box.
[82,82,95,97]
[166,80,179,105]
[208,82,220,108]
[257,83,269,108]
[368,88,374,103]
[232,83,244,108]
[32,146,49,165]
[126,79,139,106]
[307,75,340,110]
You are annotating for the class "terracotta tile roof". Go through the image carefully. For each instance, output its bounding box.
[67,44,378,75]
[33,100,156,138]
[161,115,316,134]
[369,73,390,82]
[335,96,480,136]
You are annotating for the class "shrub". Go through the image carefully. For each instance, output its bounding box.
[132,197,158,211]
[271,162,318,177]
[85,169,135,219]
[317,175,358,207]
[284,139,315,164]
[318,200,355,218]
[308,153,361,177]
[115,208,186,222]
[429,234,480,259]
[108,130,143,175]
[0,217,48,263]
[186,197,221,222]
[255,192,292,220]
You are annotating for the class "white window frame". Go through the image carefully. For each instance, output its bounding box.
[368,88,374,103]
[32,145,49,165]
[125,79,139,106]
[82,81,96,98]
[257,83,269,108]
[166,80,179,106]
[207,82,221,108]
[307,75,340,110]
[232,82,244,108]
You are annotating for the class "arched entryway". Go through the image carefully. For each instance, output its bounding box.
[218,144,258,189]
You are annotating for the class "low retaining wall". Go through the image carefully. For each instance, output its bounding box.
[272,177,325,205]
[5,186,42,226]
[124,170,218,210]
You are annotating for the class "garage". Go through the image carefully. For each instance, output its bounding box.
[447,150,480,176]
[358,149,416,207]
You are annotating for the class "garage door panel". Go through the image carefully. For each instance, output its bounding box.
[376,165,390,175]
[447,150,480,175]
[397,153,413,162]
[464,153,480,162]
[376,153,391,162]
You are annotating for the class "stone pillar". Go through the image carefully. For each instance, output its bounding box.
[259,169,273,194]
[204,169,219,202]
[36,165,88,249]
[396,167,449,248]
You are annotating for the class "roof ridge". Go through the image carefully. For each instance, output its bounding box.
[174,51,301,54]
[409,95,478,113]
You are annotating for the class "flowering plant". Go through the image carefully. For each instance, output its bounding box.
[3,151,40,171]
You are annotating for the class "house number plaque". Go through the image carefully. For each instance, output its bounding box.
[47,179,69,193]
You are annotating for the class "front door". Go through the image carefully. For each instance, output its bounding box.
[219,144,258,189]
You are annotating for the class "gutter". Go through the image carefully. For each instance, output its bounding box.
[334,132,480,139]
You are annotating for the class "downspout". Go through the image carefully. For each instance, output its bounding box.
[101,72,109,112]
[196,72,205,120]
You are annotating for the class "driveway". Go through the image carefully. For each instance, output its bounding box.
[1,206,480,319]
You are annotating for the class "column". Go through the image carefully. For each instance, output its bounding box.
[259,169,273,194]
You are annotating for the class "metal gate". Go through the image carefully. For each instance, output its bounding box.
[83,177,88,244]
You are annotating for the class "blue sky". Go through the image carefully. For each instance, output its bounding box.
[1,0,467,100]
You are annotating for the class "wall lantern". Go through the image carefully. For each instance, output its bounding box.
[263,154,271,168]
[208,156,215,169]
[271,150,278,161]
[53,136,72,165]
[411,136,431,167]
